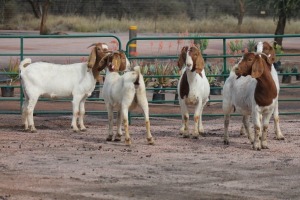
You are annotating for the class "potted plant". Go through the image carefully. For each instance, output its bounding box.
[1,58,20,97]
[149,62,173,103]
[281,66,292,84]
[246,39,257,52]
[206,64,223,95]
[273,43,284,71]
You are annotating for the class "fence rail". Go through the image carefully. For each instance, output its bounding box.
[0,33,300,120]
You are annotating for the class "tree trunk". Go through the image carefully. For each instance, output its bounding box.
[40,0,51,35]
[274,14,286,46]
[274,0,287,46]
[237,0,245,33]
[26,0,41,19]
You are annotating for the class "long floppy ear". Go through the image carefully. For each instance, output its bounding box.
[263,42,275,65]
[87,47,96,69]
[177,46,188,69]
[98,53,110,71]
[119,51,127,71]
[195,51,205,77]
[251,55,264,78]
[111,52,121,72]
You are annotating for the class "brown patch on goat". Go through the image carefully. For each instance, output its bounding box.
[179,71,189,99]
[178,46,188,70]
[188,46,204,77]
[236,53,277,107]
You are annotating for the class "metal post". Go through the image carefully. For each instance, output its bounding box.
[129,25,137,56]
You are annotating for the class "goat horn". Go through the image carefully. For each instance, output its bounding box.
[87,43,97,48]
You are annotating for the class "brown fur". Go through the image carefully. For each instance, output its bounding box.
[188,46,204,77]
[99,51,128,72]
[236,52,277,106]
[178,46,188,70]
[179,71,189,99]
[87,43,109,69]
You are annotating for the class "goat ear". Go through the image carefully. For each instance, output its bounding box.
[98,54,109,71]
[87,47,97,69]
[251,55,264,78]
[195,52,205,77]
[177,46,188,69]
[263,42,276,65]
[119,51,127,71]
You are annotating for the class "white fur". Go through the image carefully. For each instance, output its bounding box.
[102,66,154,145]
[222,60,278,150]
[239,42,284,140]
[178,51,210,138]
[19,58,96,132]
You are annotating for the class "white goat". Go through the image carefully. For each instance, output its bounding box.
[177,46,210,138]
[19,43,109,132]
[223,51,278,150]
[239,41,284,140]
[100,51,154,146]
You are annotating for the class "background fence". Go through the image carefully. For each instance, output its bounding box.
[0,33,299,120]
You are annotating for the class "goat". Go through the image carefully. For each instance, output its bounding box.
[223,52,278,150]
[100,51,154,146]
[177,46,210,138]
[19,42,109,132]
[239,41,284,140]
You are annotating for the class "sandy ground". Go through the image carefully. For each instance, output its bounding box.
[0,113,300,200]
[0,31,300,199]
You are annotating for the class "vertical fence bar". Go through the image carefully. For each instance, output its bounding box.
[223,38,227,74]
[129,26,137,57]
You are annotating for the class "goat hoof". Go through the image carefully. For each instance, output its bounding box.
[80,128,87,132]
[114,134,122,141]
[192,135,199,139]
[106,135,113,141]
[223,140,229,145]
[182,133,190,138]
[125,138,131,146]
[147,137,154,145]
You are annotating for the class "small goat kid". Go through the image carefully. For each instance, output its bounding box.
[223,52,278,150]
[100,52,154,146]
[177,46,210,138]
[20,43,109,132]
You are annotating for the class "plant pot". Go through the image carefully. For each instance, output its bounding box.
[174,93,179,105]
[282,75,292,84]
[152,93,165,104]
[210,88,222,95]
[1,86,14,97]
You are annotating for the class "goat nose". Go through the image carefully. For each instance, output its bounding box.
[187,63,192,67]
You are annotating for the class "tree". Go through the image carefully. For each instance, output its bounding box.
[26,0,51,35]
[236,0,245,33]
[251,0,300,46]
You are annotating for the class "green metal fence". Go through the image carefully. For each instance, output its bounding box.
[125,34,300,118]
[0,33,299,120]
[0,34,122,114]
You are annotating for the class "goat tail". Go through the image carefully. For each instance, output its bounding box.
[133,65,141,74]
[19,58,32,71]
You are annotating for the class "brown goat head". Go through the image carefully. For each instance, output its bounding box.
[87,43,109,70]
[255,41,275,66]
[235,52,272,79]
[188,46,204,76]
[98,51,128,72]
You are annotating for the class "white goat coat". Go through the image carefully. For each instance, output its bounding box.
[20,61,96,98]
[20,58,96,132]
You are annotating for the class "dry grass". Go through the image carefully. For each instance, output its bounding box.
[3,14,300,34]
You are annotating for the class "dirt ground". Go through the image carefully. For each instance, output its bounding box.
[0,112,300,200]
[1,31,300,200]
